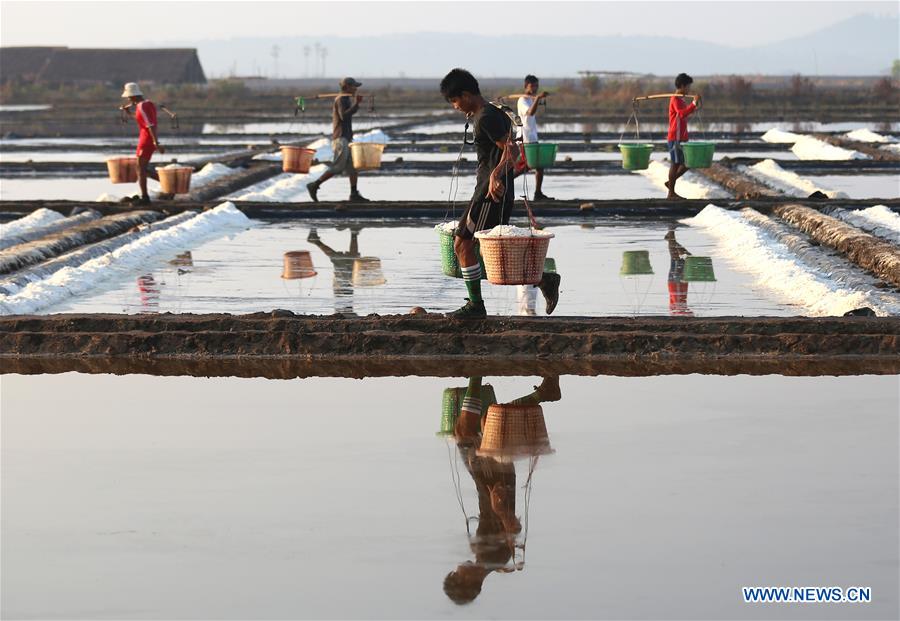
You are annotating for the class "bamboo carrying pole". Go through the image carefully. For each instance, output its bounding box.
[633,93,691,102]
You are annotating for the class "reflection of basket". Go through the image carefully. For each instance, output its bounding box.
[620,250,653,276]
[543,257,557,274]
[682,142,716,169]
[438,228,485,279]
[169,251,193,267]
[281,250,317,279]
[350,143,386,170]
[282,146,316,173]
[618,143,653,170]
[523,143,558,169]
[158,166,193,194]
[478,404,554,461]
[107,157,138,183]
[438,385,498,436]
[682,256,716,282]
[474,233,553,285]
[351,257,386,286]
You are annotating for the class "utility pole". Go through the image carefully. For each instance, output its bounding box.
[321,46,328,78]
[304,45,311,78]
[271,45,280,78]
[314,42,322,78]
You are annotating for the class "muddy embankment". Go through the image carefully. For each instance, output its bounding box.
[773,204,900,288]
[2,313,897,363]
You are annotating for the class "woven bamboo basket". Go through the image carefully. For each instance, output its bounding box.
[281,146,316,173]
[158,166,193,194]
[351,257,386,286]
[477,403,554,461]
[349,142,386,170]
[473,233,554,285]
[106,157,138,184]
[281,250,317,279]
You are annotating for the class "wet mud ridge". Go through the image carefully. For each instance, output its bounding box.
[2,314,897,368]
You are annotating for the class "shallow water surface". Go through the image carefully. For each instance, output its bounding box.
[2,372,897,620]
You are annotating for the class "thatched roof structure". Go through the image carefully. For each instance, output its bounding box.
[1,47,206,85]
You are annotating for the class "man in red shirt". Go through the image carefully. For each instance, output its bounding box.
[120,82,165,205]
[666,73,701,200]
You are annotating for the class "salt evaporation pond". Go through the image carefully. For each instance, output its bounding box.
[804,175,900,200]
[44,219,796,317]
[2,372,897,620]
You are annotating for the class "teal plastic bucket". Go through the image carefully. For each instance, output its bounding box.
[681,142,716,168]
[438,229,485,279]
[620,250,654,276]
[524,143,558,169]
[618,143,654,170]
[682,256,716,282]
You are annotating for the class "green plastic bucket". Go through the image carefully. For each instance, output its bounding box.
[543,257,557,274]
[682,256,716,282]
[620,250,654,276]
[681,142,716,168]
[618,143,654,170]
[438,229,485,279]
[438,385,498,436]
[524,143,558,169]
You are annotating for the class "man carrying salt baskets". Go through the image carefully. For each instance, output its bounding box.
[120,82,165,205]
[306,77,370,203]
[439,68,561,318]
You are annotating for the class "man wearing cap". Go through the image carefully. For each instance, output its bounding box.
[120,82,165,205]
[306,77,369,202]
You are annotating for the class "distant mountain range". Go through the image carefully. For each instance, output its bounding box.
[176,14,898,78]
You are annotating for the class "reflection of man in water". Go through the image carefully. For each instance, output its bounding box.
[136,273,160,311]
[307,227,360,314]
[443,376,561,605]
[665,228,693,317]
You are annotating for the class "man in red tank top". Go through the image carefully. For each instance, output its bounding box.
[120,82,165,205]
[666,73,701,200]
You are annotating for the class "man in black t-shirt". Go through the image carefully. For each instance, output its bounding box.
[306,77,369,203]
[439,68,561,318]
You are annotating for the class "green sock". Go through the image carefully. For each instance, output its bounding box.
[461,264,483,303]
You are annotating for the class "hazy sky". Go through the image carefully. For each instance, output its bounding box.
[1,0,897,48]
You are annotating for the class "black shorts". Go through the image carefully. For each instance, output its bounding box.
[456,187,514,240]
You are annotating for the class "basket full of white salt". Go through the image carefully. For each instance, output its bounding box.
[158,164,193,194]
[474,225,554,285]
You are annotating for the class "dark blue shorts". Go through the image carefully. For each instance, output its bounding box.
[667,140,684,165]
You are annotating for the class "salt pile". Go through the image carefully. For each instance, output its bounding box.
[228,164,328,201]
[0,208,64,238]
[740,159,847,198]
[854,205,900,236]
[790,136,868,161]
[761,128,804,143]
[844,129,894,143]
[191,162,233,187]
[475,225,554,238]
[637,160,730,200]
[435,222,458,234]
[828,206,900,246]
[683,204,900,316]
[0,202,251,315]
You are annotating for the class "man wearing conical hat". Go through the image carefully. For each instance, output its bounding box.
[120,82,165,205]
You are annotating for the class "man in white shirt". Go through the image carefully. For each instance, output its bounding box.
[516,75,552,201]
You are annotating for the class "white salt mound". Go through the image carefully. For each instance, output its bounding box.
[790,136,868,161]
[761,128,804,144]
[0,202,251,315]
[638,160,730,200]
[475,225,554,238]
[1,208,64,238]
[742,159,847,199]
[855,205,900,235]
[682,204,899,316]
[435,222,457,234]
[845,129,893,143]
